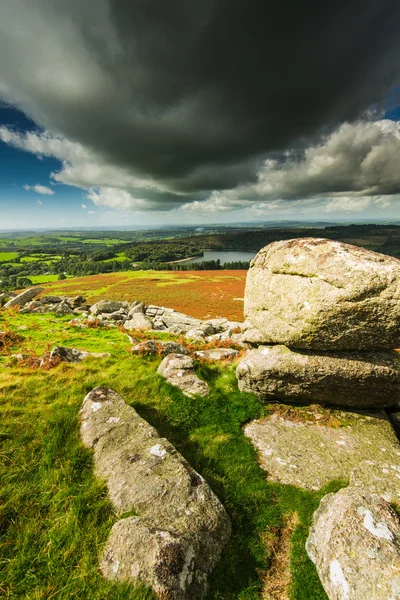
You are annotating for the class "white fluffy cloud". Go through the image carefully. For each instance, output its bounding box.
[3,119,400,216]
[23,183,54,195]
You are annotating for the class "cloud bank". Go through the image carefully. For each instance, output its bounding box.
[0,0,400,215]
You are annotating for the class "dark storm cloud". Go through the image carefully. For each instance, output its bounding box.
[0,0,400,209]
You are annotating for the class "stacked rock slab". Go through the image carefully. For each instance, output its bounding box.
[237,238,400,408]
[80,387,230,599]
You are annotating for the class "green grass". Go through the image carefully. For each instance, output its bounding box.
[0,312,330,599]
[0,252,19,262]
[29,274,62,284]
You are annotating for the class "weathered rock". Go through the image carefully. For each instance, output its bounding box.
[19,300,43,313]
[145,304,165,317]
[90,300,128,315]
[161,311,204,333]
[350,460,400,503]
[124,313,152,331]
[102,309,127,321]
[236,345,400,408]
[80,387,231,599]
[67,295,86,308]
[39,295,64,304]
[42,346,110,365]
[127,302,145,317]
[132,340,188,356]
[152,317,168,330]
[55,300,75,315]
[244,409,400,491]
[157,354,209,397]
[194,348,239,361]
[306,487,400,599]
[4,287,43,309]
[185,328,207,340]
[245,238,400,350]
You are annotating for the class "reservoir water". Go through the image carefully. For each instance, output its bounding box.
[186,250,257,264]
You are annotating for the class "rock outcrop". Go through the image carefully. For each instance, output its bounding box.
[244,238,400,350]
[238,238,400,409]
[80,387,231,599]
[4,287,43,309]
[157,354,209,397]
[306,487,400,599]
[237,345,400,408]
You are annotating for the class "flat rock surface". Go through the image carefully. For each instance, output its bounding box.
[157,353,209,397]
[244,238,400,350]
[306,487,400,599]
[236,345,400,408]
[80,387,230,600]
[244,409,400,491]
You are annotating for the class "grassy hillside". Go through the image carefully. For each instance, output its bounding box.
[38,270,247,321]
[0,308,341,599]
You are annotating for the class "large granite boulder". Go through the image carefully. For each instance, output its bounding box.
[236,345,400,408]
[306,487,400,599]
[244,408,400,494]
[80,387,231,599]
[4,287,43,309]
[244,238,400,350]
[157,354,209,397]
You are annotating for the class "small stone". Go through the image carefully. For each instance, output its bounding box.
[132,340,188,356]
[157,354,209,397]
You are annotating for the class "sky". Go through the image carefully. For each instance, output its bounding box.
[1,1,400,229]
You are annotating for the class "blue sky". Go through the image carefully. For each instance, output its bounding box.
[1,1,400,229]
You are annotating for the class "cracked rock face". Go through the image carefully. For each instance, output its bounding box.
[244,238,400,350]
[306,487,400,600]
[236,345,400,408]
[157,354,209,397]
[80,387,231,599]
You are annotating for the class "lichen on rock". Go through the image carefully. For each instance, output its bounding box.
[80,387,230,599]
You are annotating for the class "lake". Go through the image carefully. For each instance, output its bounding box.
[186,250,257,264]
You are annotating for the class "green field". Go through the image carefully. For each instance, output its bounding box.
[29,274,62,284]
[0,252,19,262]
[0,310,335,599]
